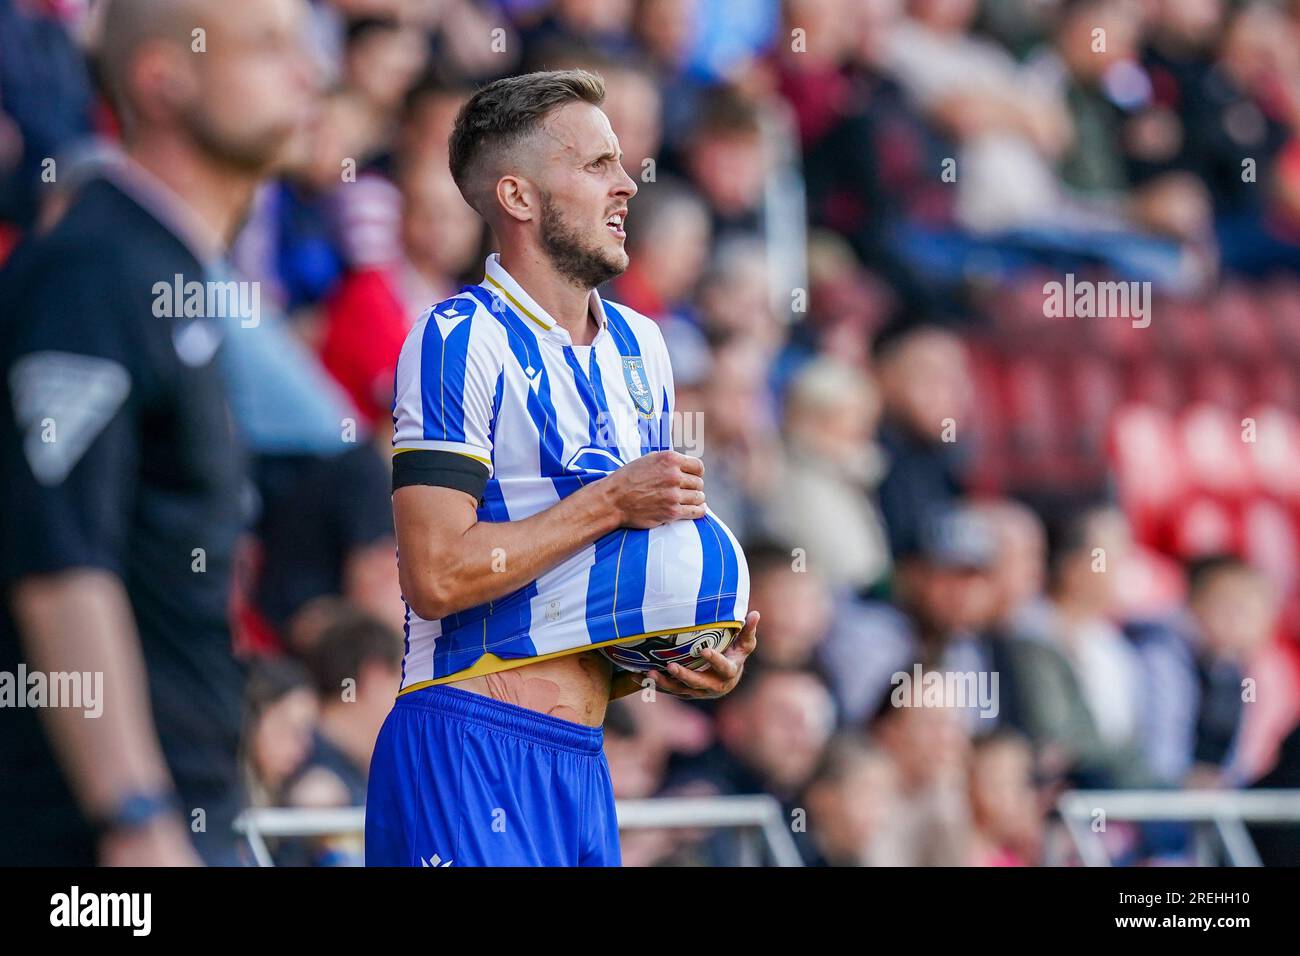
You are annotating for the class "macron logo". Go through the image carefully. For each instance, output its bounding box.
[433,301,473,337]
[420,854,453,867]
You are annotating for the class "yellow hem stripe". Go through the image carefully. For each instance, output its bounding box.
[396,620,744,696]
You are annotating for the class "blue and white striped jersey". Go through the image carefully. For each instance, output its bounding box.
[393,255,749,693]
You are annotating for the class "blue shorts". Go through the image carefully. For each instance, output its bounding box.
[364,684,621,867]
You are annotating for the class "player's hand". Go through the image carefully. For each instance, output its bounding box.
[604,451,706,529]
[645,610,759,700]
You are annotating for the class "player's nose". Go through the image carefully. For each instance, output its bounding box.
[613,163,637,200]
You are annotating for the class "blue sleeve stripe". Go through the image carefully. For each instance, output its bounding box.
[418,306,474,443]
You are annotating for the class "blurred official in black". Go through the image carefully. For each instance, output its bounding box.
[0,0,315,865]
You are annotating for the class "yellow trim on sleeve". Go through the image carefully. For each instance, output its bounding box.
[392,447,491,468]
[396,620,744,696]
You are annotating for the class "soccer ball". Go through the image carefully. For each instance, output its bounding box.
[600,626,738,673]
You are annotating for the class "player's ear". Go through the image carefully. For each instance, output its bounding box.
[495,175,535,224]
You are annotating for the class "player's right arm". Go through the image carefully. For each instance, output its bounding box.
[391,302,705,621]
[395,450,704,620]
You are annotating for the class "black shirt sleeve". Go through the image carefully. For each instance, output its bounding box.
[0,241,145,583]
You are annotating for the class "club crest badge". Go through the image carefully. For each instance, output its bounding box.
[622,356,655,418]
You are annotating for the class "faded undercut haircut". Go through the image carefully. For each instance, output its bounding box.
[448,69,606,214]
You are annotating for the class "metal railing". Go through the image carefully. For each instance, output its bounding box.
[1056,789,1300,866]
[234,794,804,867]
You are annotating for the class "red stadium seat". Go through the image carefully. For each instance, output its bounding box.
[1245,405,1300,504]
[1108,402,1187,546]
[1178,401,1255,499]
[1170,494,1240,558]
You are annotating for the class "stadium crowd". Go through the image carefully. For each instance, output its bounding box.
[4,0,1300,866]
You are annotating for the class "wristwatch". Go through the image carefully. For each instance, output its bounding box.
[91,791,181,837]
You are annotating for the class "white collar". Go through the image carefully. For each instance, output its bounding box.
[481,253,608,342]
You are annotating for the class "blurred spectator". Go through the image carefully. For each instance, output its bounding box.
[741,542,833,668]
[696,237,783,351]
[632,0,708,147]
[291,611,403,807]
[231,87,367,316]
[1210,1,1300,273]
[1012,502,1152,787]
[694,330,783,542]
[799,735,902,866]
[673,668,835,830]
[1131,555,1281,787]
[243,657,319,810]
[766,356,891,591]
[341,15,429,163]
[966,730,1041,866]
[784,232,895,377]
[521,0,640,59]
[882,0,1070,232]
[604,699,679,866]
[820,504,1000,727]
[0,0,95,233]
[1043,0,1215,247]
[1248,717,1300,865]
[873,323,973,558]
[869,691,972,865]
[970,497,1048,628]
[681,87,768,240]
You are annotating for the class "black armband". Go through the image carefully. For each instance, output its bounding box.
[392,450,489,503]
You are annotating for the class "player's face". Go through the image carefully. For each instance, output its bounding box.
[183,0,318,173]
[535,102,638,289]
